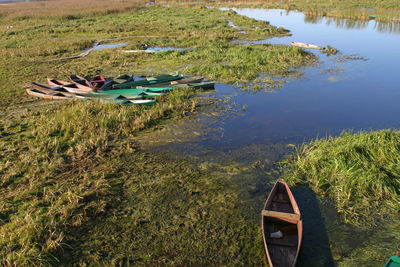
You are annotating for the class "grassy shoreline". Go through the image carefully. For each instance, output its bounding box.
[0,2,316,265]
[160,0,400,23]
[2,0,398,265]
[284,130,400,225]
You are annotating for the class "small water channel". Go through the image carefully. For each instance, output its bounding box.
[137,8,400,265]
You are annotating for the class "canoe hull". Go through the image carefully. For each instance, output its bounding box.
[97,88,170,95]
[290,42,324,50]
[47,78,93,94]
[90,75,106,90]
[26,89,72,100]
[70,74,92,88]
[113,74,183,89]
[262,180,302,267]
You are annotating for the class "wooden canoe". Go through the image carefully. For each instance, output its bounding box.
[70,74,92,88]
[26,89,72,100]
[290,42,325,50]
[47,78,93,94]
[261,180,302,267]
[90,75,106,90]
[31,82,75,96]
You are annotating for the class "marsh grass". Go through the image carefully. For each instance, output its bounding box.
[55,151,268,266]
[0,5,315,110]
[284,130,400,225]
[322,45,338,56]
[162,0,400,23]
[0,2,315,265]
[0,88,199,265]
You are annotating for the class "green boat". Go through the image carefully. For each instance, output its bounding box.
[97,87,173,95]
[100,74,135,90]
[385,254,400,267]
[112,73,183,89]
[77,93,149,100]
[82,96,156,106]
[186,81,215,89]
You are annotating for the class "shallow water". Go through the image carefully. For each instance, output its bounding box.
[137,8,400,265]
[142,9,400,149]
[92,42,128,51]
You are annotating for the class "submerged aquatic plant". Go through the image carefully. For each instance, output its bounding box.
[322,45,338,55]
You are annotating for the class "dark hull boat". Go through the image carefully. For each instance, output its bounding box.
[47,78,93,94]
[70,74,92,88]
[31,82,74,96]
[112,73,183,89]
[261,180,302,267]
[26,89,72,100]
[90,75,106,90]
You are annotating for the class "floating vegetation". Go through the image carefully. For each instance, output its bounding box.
[326,76,341,82]
[321,45,338,55]
[321,68,344,75]
[331,54,368,62]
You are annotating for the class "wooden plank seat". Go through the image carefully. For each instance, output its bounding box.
[261,210,300,222]
[267,240,297,247]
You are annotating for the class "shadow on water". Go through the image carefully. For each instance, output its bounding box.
[291,186,335,267]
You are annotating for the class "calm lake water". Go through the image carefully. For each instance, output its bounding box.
[138,8,400,265]
[141,9,400,150]
[221,8,400,145]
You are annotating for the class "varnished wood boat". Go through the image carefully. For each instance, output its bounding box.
[26,89,72,100]
[47,78,93,94]
[31,82,75,96]
[90,75,106,90]
[261,180,302,267]
[290,42,324,50]
[70,74,92,88]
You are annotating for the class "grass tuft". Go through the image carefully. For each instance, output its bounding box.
[284,130,400,224]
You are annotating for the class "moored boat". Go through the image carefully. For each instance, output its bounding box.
[112,73,183,89]
[31,82,71,95]
[98,87,172,95]
[26,89,72,100]
[261,180,302,267]
[186,81,215,89]
[98,74,135,90]
[81,92,151,100]
[85,97,156,106]
[143,76,204,88]
[70,74,92,88]
[290,42,325,50]
[90,75,106,90]
[385,253,400,267]
[47,78,93,94]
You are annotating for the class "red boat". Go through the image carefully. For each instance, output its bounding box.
[90,75,106,90]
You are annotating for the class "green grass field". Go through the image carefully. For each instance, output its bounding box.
[284,130,400,225]
[1,0,399,265]
[0,2,315,265]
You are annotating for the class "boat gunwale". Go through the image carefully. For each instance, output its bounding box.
[261,180,303,267]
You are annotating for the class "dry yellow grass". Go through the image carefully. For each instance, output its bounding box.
[0,0,146,18]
